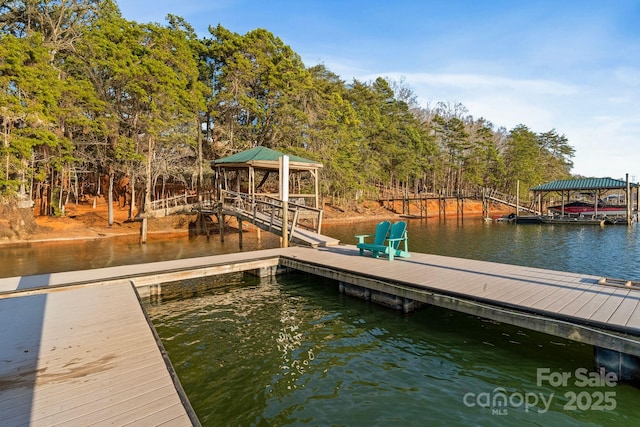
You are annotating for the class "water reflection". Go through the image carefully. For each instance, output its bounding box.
[0,231,280,278]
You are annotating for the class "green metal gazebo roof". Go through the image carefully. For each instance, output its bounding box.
[211,146,322,170]
[531,178,638,192]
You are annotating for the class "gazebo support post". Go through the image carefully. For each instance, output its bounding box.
[626,173,631,225]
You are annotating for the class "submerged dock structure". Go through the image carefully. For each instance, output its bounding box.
[2,245,640,424]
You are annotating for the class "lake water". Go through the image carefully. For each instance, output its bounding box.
[3,218,640,425]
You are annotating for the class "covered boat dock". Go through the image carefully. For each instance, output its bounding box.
[527,176,639,224]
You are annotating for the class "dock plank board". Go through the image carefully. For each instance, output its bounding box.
[608,294,640,327]
[588,288,630,324]
[524,285,580,311]
[23,360,170,420]
[574,286,625,319]
[625,300,640,330]
[0,282,195,427]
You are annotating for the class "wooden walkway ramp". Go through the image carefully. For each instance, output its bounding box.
[215,189,339,247]
[225,207,339,247]
[484,188,541,215]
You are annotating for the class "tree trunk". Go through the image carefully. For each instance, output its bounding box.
[141,135,154,244]
[128,171,136,221]
[108,171,114,226]
[197,113,203,197]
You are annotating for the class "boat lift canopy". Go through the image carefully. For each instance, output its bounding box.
[530,177,639,217]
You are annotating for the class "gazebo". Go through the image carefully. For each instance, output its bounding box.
[211,146,323,208]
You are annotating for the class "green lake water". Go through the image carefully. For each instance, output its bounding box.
[146,271,640,426]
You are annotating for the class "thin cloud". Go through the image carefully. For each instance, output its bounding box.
[390,73,579,96]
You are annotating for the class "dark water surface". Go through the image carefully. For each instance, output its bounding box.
[4,218,640,425]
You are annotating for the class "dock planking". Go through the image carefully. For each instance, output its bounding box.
[0,282,197,426]
[0,248,286,295]
[2,244,640,424]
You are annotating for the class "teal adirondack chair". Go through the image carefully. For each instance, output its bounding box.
[355,220,391,258]
[385,221,411,261]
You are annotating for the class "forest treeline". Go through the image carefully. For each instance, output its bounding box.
[0,0,576,217]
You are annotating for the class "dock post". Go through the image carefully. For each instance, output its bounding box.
[140,217,148,244]
[594,347,640,383]
[626,173,631,225]
[280,155,289,248]
[516,180,520,219]
[282,201,289,247]
[219,213,224,242]
[636,181,640,223]
[238,218,243,249]
[442,194,446,218]
[482,188,487,219]
[216,202,225,243]
[424,194,428,219]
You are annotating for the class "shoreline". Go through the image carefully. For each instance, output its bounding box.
[0,199,511,247]
[0,212,500,248]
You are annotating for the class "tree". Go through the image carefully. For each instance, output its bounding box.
[431,114,469,194]
[0,0,102,63]
[207,26,309,153]
[74,8,205,230]
[303,65,362,203]
[503,125,573,194]
[0,33,69,207]
[537,129,574,179]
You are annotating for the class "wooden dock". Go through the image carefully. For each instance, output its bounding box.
[2,244,640,424]
[0,281,199,426]
[0,250,286,426]
[279,246,640,357]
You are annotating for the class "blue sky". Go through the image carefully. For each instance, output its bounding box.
[118,1,640,181]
